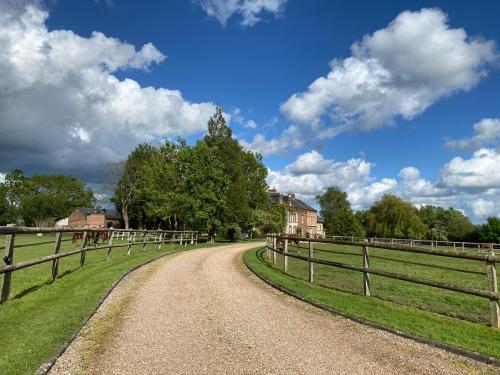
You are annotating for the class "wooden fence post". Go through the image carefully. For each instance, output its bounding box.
[486,253,499,328]
[142,233,148,250]
[284,238,288,272]
[1,224,16,303]
[363,245,371,297]
[51,231,62,281]
[190,232,194,245]
[158,233,163,250]
[79,231,89,267]
[180,233,183,246]
[172,233,175,246]
[106,231,114,260]
[308,240,314,283]
[127,232,133,255]
[273,237,277,264]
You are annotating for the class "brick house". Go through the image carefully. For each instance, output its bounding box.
[67,207,122,228]
[268,189,325,238]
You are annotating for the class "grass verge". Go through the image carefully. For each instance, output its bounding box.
[0,234,226,375]
[244,247,500,360]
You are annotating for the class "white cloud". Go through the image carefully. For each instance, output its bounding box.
[445,118,500,151]
[0,2,217,181]
[281,8,497,136]
[0,173,5,183]
[244,120,257,129]
[348,178,398,211]
[267,150,373,205]
[470,198,496,217]
[267,150,500,222]
[198,0,287,26]
[439,148,500,191]
[399,166,420,180]
[399,166,448,197]
[240,125,304,156]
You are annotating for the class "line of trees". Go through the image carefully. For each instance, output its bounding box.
[0,169,96,226]
[317,187,500,243]
[106,106,285,241]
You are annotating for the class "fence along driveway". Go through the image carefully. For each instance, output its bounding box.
[0,225,198,303]
[266,235,500,328]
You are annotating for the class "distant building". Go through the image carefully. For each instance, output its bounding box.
[268,188,325,238]
[67,207,122,228]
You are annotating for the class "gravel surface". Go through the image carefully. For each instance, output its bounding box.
[51,243,498,374]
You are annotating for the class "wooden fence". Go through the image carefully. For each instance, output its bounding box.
[0,225,198,303]
[266,235,500,328]
[330,235,500,253]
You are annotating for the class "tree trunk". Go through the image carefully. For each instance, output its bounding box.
[122,205,129,230]
[209,224,216,243]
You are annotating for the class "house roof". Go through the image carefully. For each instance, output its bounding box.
[267,192,317,212]
[75,207,122,220]
[317,216,324,223]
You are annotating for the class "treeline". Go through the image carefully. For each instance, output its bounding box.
[108,106,285,241]
[317,187,500,243]
[0,169,96,226]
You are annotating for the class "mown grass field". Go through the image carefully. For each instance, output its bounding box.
[0,233,222,375]
[244,244,500,358]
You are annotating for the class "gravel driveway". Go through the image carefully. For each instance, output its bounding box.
[50,243,497,374]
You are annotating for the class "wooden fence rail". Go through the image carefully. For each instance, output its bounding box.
[266,235,500,328]
[330,235,500,253]
[0,226,198,303]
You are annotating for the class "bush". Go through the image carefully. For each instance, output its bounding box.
[224,224,242,241]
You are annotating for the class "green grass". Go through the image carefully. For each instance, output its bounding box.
[0,233,225,375]
[244,246,500,359]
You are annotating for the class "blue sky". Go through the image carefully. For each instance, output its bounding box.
[1,0,499,222]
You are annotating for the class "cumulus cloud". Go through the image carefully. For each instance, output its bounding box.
[240,125,304,156]
[198,0,287,26]
[267,150,499,222]
[445,118,500,151]
[281,8,497,136]
[244,120,257,129]
[267,150,373,205]
[0,2,216,181]
[439,148,500,191]
[470,198,496,217]
[399,166,448,197]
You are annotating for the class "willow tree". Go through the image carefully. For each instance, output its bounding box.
[367,194,426,239]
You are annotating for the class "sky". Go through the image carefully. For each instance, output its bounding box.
[0,0,499,222]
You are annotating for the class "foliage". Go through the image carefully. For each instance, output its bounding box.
[108,106,270,240]
[0,170,95,226]
[366,194,426,239]
[317,187,364,236]
[478,217,500,243]
[417,205,475,241]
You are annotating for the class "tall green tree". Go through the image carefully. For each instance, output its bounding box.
[367,194,426,239]
[316,187,363,236]
[1,170,95,226]
[479,217,500,244]
[417,205,475,241]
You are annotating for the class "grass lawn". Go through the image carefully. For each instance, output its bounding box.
[244,246,500,359]
[0,233,226,375]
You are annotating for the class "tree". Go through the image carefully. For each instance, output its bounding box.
[0,170,95,226]
[417,205,475,241]
[316,187,363,236]
[479,217,500,244]
[105,143,155,229]
[0,184,17,225]
[367,194,426,239]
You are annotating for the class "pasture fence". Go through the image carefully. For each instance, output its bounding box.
[0,225,198,303]
[330,235,500,253]
[266,234,499,328]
